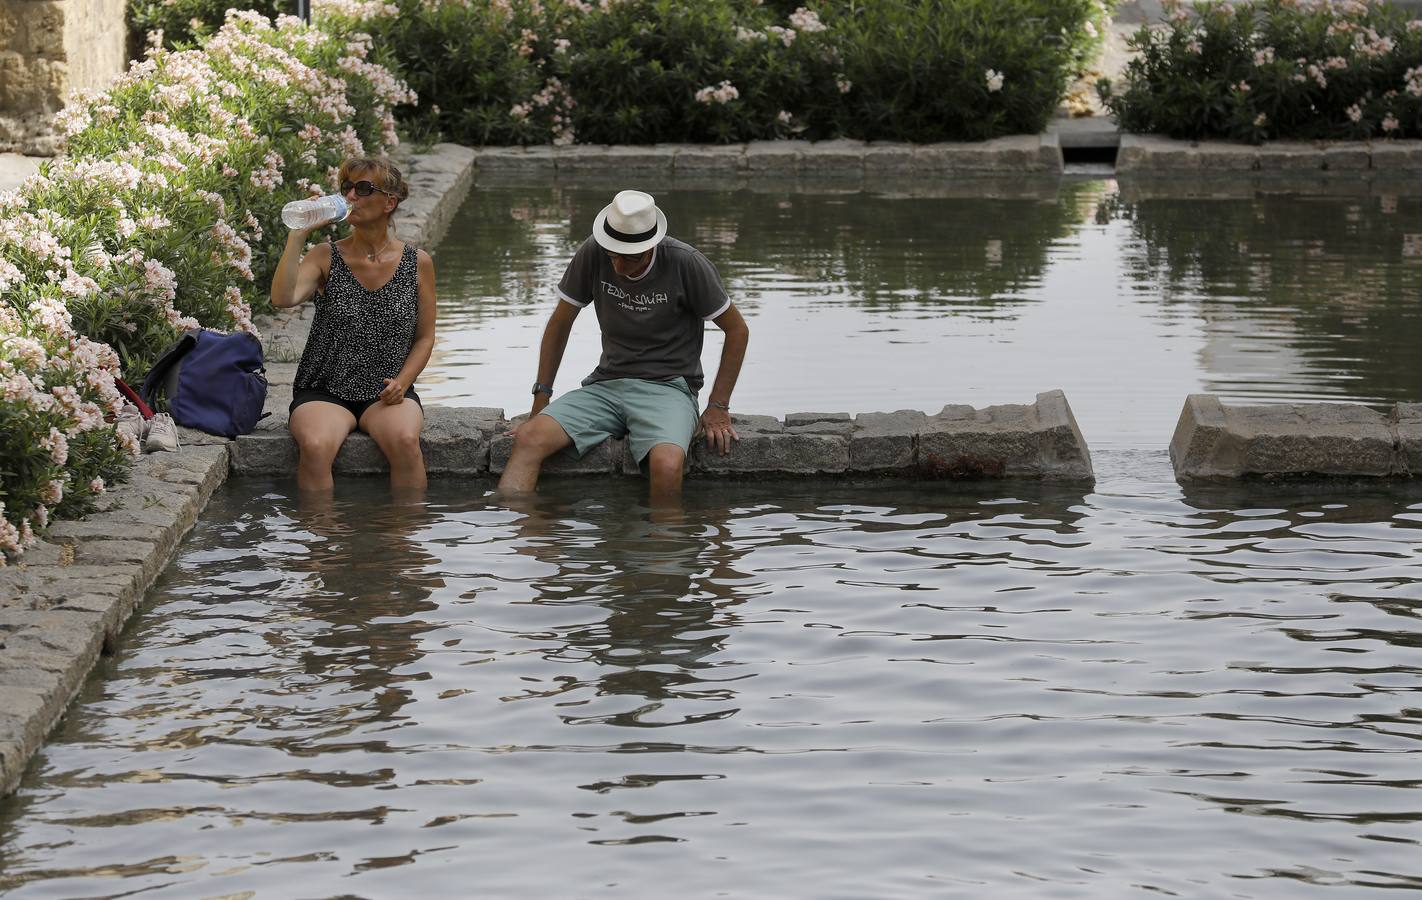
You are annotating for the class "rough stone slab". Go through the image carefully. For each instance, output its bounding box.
[1394,403,1422,475]
[1170,394,1397,480]
[570,145,674,176]
[861,143,915,173]
[691,432,848,475]
[1256,141,1325,171]
[1191,141,1258,172]
[1370,141,1422,170]
[550,144,615,174]
[914,136,1059,174]
[1116,134,1203,172]
[915,390,1091,480]
[804,139,867,176]
[744,141,802,174]
[850,410,925,472]
[474,146,558,174]
[1322,143,1370,171]
[233,406,497,476]
[670,144,745,175]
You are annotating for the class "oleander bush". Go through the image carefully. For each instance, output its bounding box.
[0,11,412,560]
[128,0,288,51]
[1099,0,1422,143]
[320,0,1114,145]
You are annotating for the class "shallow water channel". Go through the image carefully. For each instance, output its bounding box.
[2,179,1422,897]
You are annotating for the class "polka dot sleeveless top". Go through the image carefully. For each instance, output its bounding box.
[294,242,419,402]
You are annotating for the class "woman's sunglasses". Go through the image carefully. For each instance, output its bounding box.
[341,179,394,197]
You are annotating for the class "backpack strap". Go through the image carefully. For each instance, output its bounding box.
[138,332,197,411]
[113,377,154,419]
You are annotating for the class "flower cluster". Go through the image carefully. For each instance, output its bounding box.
[0,10,413,561]
[695,80,741,104]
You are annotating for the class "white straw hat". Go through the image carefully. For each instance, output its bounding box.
[593,190,668,255]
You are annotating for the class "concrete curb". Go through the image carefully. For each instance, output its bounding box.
[1170,394,1422,481]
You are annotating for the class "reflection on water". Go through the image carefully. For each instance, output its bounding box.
[424,182,1422,445]
[3,463,1421,897]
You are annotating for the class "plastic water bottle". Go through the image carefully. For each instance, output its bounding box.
[281,194,348,229]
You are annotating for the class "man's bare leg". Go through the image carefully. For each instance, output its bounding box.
[498,414,574,495]
[645,442,686,510]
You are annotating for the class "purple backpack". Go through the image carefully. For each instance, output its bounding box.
[140,330,269,437]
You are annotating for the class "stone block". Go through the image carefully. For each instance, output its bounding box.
[1171,394,1394,480]
[670,144,745,175]
[1370,141,1422,170]
[588,145,675,176]
[1393,403,1422,476]
[1256,141,1325,171]
[550,144,614,174]
[1115,134,1202,172]
[231,433,297,475]
[422,407,496,475]
[915,390,1092,481]
[1322,143,1370,171]
[744,141,801,175]
[804,139,866,177]
[692,431,848,475]
[474,146,558,175]
[1192,141,1258,172]
[862,143,914,174]
[914,136,1058,173]
[849,410,924,472]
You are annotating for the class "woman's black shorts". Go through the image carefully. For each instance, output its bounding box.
[289,387,421,421]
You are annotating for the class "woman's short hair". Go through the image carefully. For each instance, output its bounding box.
[337,156,411,207]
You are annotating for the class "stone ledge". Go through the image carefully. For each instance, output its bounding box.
[1117,134,1422,175]
[233,390,1094,482]
[1168,394,1422,481]
[471,136,1065,179]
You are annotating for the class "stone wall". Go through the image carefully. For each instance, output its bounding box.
[0,0,128,155]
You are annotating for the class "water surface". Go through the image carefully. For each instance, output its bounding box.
[3,179,1422,897]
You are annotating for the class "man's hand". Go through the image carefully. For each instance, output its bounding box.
[700,406,738,456]
[379,376,407,404]
[504,394,550,438]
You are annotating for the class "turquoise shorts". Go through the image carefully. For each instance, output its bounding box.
[541,377,699,462]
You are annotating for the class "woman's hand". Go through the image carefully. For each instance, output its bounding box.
[379,376,407,405]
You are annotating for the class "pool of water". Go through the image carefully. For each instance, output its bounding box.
[2,463,1422,897]
[3,180,1422,897]
[422,179,1422,446]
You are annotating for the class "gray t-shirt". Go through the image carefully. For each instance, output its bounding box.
[556,235,730,392]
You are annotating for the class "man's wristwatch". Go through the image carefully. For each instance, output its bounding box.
[707,401,730,411]
[532,382,553,396]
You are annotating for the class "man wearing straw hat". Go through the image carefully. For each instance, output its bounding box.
[499,189,750,504]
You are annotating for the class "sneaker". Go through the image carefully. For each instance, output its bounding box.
[115,404,146,445]
[144,412,180,453]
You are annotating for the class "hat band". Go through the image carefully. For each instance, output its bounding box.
[603,220,658,243]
